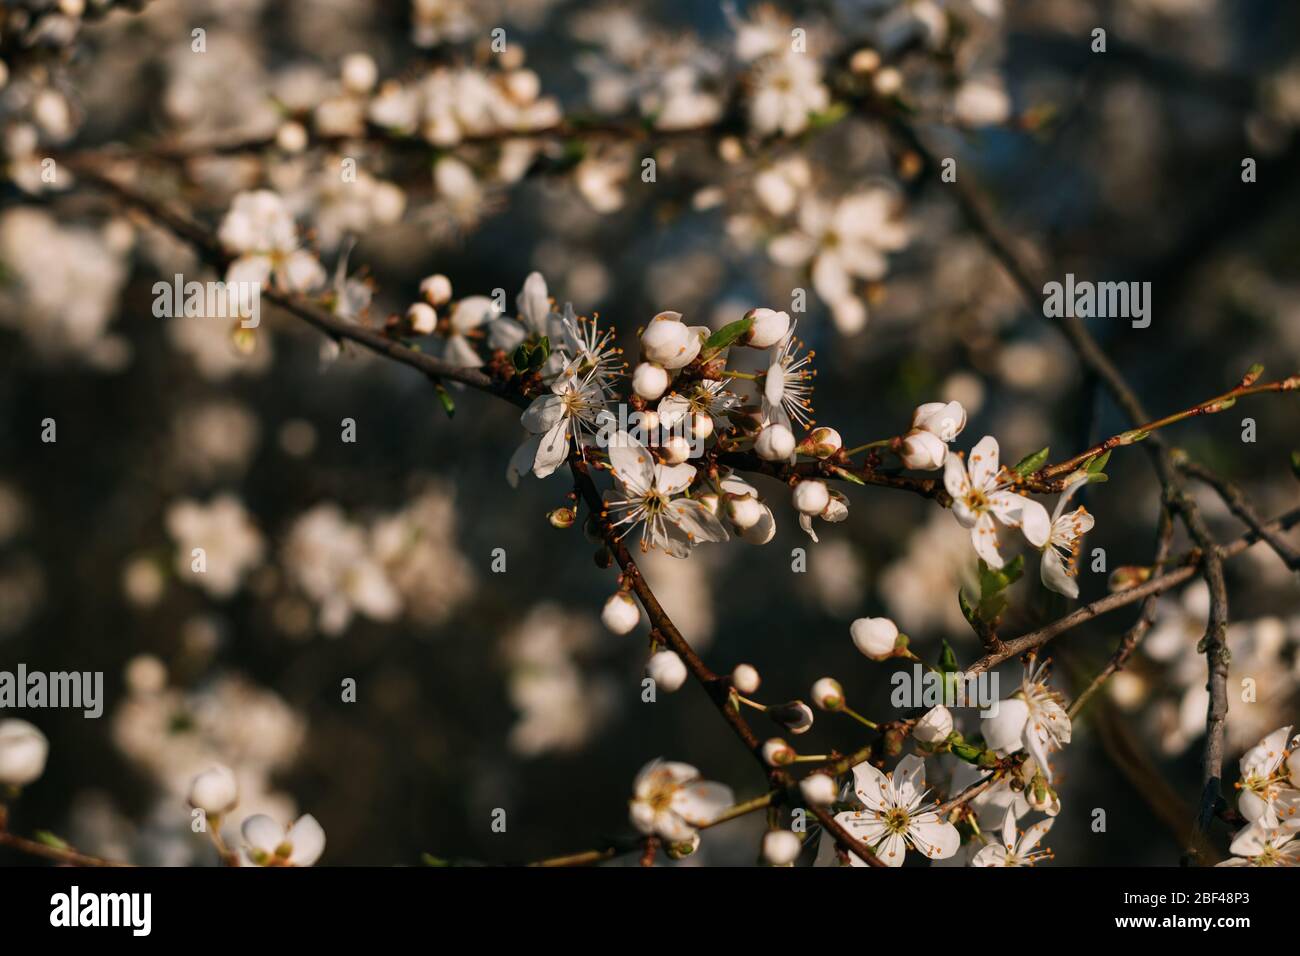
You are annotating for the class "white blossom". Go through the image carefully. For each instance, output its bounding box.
[604,432,728,557]
[628,759,733,842]
[1040,475,1096,599]
[0,719,48,787]
[240,813,326,867]
[832,755,961,866]
[944,435,1051,569]
[980,655,1072,780]
[971,808,1054,866]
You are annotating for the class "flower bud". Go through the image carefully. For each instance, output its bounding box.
[898,429,947,470]
[741,308,791,349]
[799,773,837,807]
[1027,776,1060,816]
[632,362,669,400]
[912,705,954,744]
[792,479,830,515]
[726,493,765,531]
[762,737,796,766]
[873,66,902,96]
[849,48,881,74]
[696,493,720,516]
[406,302,436,335]
[503,68,541,104]
[850,616,899,660]
[911,401,967,441]
[690,412,714,441]
[547,507,576,529]
[665,832,700,859]
[1108,565,1153,592]
[0,719,48,787]
[341,53,378,95]
[740,505,776,544]
[420,273,453,306]
[641,312,701,369]
[601,591,640,635]
[646,650,688,692]
[811,677,844,711]
[732,663,761,694]
[660,435,692,465]
[762,829,803,866]
[276,121,308,154]
[770,700,814,735]
[636,408,661,434]
[797,427,842,459]
[189,764,239,816]
[755,422,795,461]
[882,728,905,757]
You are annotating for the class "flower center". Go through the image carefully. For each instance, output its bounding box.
[882,807,911,836]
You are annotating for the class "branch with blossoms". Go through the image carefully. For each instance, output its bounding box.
[6,0,1300,871]
[0,147,1284,869]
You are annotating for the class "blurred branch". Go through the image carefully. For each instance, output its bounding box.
[1067,505,1175,719]
[1177,458,1300,571]
[967,503,1300,676]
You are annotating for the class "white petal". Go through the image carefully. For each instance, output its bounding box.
[943,452,971,501]
[667,498,729,545]
[241,814,284,855]
[971,512,1005,569]
[909,817,961,860]
[286,814,326,866]
[851,760,890,811]
[608,431,654,495]
[1040,548,1078,598]
[968,435,1001,490]
[520,394,565,434]
[671,781,735,825]
[532,419,570,478]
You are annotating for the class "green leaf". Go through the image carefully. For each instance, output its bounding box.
[958,588,979,629]
[1242,363,1265,386]
[831,466,866,486]
[1290,451,1300,482]
[1012,446,1050,477]
[938,640,959,674]
[806,101,849,131]
[35,831,70,850]
[510,336,551,373]
[702,316,753,357]
[435,383,455,419]
[420,853,452,867]
[1085,449,1111,473]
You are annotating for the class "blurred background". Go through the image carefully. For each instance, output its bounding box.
[1,0,1298,866]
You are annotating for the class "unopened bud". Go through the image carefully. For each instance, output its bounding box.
[762,829,803,866]
[732,663,761,694]
[799,773,837,807]
[811,677,844,711]
[601,591,640,635]
[797,427,842,459]
[762,737,796,766]
[770,700,814,735]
